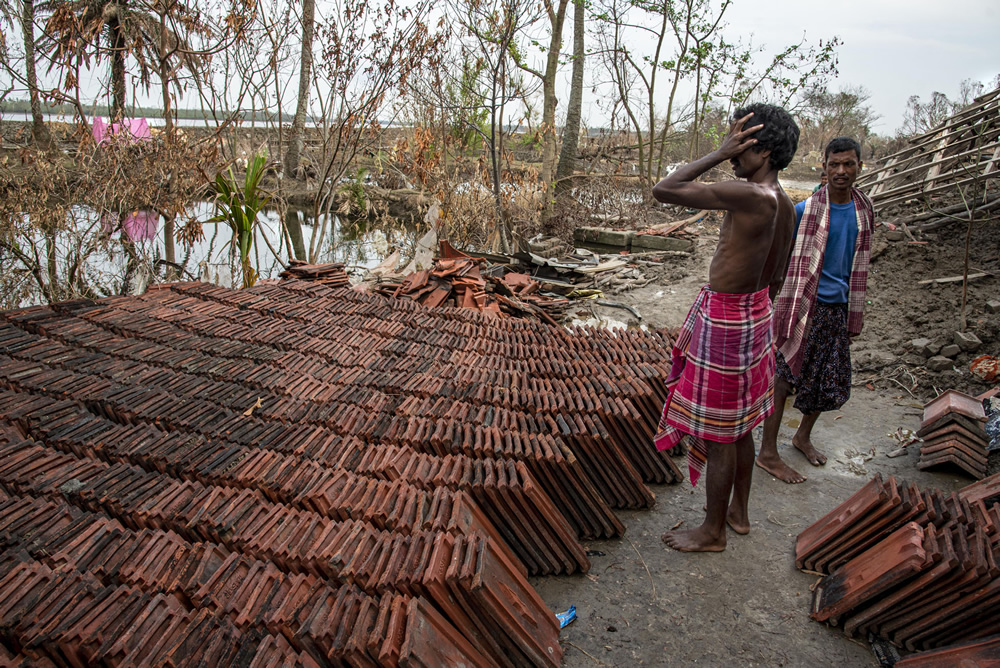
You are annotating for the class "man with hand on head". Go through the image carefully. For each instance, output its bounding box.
[652,104,799,552]
[756,136,875,484]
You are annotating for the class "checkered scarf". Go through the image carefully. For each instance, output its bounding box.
[773,186,874,377]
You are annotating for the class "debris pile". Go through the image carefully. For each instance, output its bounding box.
[797,471,1000,653]
[917,389,996,479]
[0,277,682,665]
[372,255,569,324]
[857,86,1000,217]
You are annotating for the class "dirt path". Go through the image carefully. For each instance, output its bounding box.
[539,227,987,665]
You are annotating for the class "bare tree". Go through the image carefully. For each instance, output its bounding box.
[510,0,569,205]
[447,0,534,242]
[902,92,953,136]
[795,85,878,155]
[304,0,443,262]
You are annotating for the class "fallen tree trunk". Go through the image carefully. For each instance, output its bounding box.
[893,191,998,226]
[911,197,1000,231]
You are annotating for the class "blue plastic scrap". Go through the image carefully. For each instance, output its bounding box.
[556,606,577,628]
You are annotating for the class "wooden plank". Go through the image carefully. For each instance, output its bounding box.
[575,260,629,275]
[644,209,707,234]
[916,272,990,285]
[857,92,1000,189]
[861,139,1000,200]
[863,138,1000,191]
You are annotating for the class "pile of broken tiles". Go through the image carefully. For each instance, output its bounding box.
[278,261,351,289]
[0,277,684,666]
[918,389,994,480]
[797,470,1000,654]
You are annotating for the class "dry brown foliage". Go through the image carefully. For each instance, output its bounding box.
[0,129,221,306]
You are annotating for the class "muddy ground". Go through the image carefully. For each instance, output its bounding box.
[534,213,998,666]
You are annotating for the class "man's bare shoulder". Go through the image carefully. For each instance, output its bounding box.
[722,179,780,211]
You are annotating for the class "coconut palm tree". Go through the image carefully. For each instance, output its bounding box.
[41,0,210,120]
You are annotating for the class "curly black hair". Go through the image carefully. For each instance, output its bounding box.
[732,103,800,171]
[825,136,862,162]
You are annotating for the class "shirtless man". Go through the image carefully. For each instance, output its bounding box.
[651,104,799,552]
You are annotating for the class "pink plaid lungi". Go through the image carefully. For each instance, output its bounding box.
[654,284,775,486]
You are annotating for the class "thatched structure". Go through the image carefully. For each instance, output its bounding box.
[858,88,1000,212]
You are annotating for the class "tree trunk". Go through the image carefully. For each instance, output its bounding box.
[539,0,569,231]
[45,226,58,300]
[159,4,176,277]
[554,0,584,195]
[285,0,316,178]
[539,0,568,188]
[21,0,54,150]
[109,11,127,119]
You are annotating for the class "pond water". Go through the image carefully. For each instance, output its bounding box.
[168,202,404,285]
[27,201,407,300]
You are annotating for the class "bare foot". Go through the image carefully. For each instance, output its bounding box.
[755,455,806,484]
[793,435,827,466]
[726,508,750,535]
[661,527,726,552]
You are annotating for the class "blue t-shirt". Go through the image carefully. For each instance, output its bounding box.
[793,200,858,304]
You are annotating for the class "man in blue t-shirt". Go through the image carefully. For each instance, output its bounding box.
[757,137,874,484]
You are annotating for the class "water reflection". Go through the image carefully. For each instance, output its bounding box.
[20,202,404,297]
[184,202,399,284]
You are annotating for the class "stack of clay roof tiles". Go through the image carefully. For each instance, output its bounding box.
[279,261,351,288]
[918,389,992,479]
[796,471,1000,653]
[894,635,1000,667]
[0,277,682,665]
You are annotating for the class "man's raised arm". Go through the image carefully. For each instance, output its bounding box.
[652,114,764,211]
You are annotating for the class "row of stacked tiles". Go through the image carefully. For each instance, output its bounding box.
[0,393,530,573]
[5,283,682,494]
[0,311,661,425]
[0,279,687,664]
[0,320,631,540]
[798,473,1000,651]
[63,285,673,382]
[0,438,561,666]
[917,398,991,480]
[0,492,482,666]
[175,279,676,357]
[0,370,604,565]
[812,518,1000,651]
[0,388,588,575]
[795,473,984,574]
[20,290,681,489]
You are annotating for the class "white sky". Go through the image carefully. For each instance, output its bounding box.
[719,0,1000,133]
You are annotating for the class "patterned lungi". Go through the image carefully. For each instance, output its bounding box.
[654,284,775,486]
[776,302,851,414]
